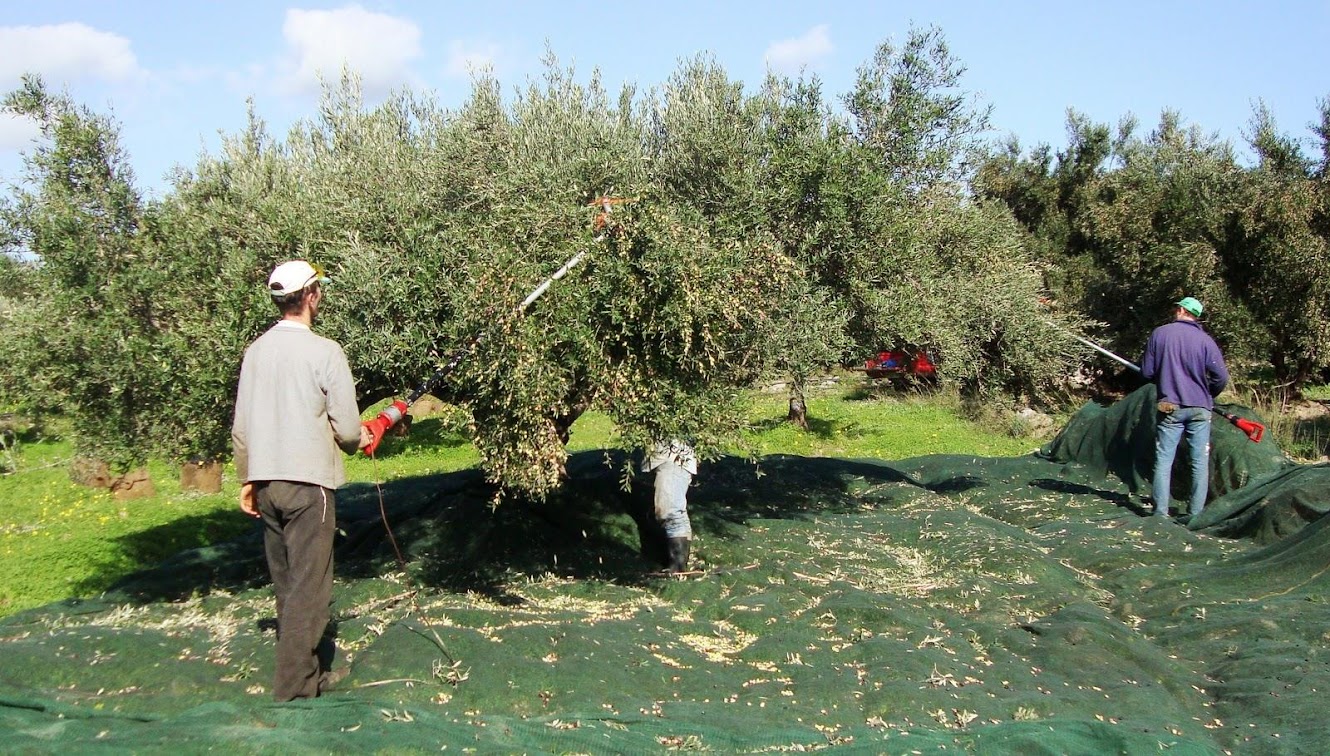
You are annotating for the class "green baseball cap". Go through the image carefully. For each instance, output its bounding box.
[1176,296,1204,317]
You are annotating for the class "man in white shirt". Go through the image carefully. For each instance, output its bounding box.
[232,260,371,701]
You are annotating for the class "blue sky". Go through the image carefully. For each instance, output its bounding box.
[2,1,1327,198]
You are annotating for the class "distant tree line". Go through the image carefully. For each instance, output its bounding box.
[1,26,1323,497]
[976,104,1330,394]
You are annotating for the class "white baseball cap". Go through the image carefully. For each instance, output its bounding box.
[268,260,330,297]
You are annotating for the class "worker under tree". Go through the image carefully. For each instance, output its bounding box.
[642,440,698,573]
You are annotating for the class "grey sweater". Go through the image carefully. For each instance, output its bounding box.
[232,321,363,489]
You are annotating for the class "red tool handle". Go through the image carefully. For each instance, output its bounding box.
[1231,415,1265,443]
[362,400,409,456]
[1219,410,1265,443]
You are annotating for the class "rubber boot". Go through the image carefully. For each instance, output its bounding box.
[666,537,691,573]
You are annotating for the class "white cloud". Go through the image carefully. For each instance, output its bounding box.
[444,40,502,79]
[278,5,422,96]
[0,112,41,151]
[0,23,141,85]
[764,24,834,75]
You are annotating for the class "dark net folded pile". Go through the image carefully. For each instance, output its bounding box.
[2,384,1328,753]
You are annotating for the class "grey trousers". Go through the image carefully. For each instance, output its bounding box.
[653,462,693,539]
[256,481,335,701]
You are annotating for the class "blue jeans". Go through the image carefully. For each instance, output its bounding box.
[1152,407,1212,516]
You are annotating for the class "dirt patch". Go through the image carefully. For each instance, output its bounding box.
[110,467,155,501]
[409,394,449,417]
[69,457,111,488]
[1290,400,1330,421]
[179,460,222,493]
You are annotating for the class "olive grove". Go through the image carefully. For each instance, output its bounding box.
[1,33,1107,495]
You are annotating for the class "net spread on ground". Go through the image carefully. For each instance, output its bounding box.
[2,384,1328,752]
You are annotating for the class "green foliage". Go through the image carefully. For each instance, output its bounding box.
[1220,103,1330,391]
[0,252,33,298]
[0,256,40,415]
[149,62,816,498]
[975,111,1115,303]
[1076,112,1241,350]
[748,74,855,412]
[1,76,165,473]
[759,278,852,409]
[982,102,1330,394]
[981,111,1238,369]
[754,43,1080,407]
[648,54,761,219]
[845,25,992,191]
[872,196,1085,402]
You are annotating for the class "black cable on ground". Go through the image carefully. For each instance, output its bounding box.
[358,452,462,687]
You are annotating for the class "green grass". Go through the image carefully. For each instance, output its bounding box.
[0,434,241,617]
[0,382,1034,617]
[738,387,1036,458]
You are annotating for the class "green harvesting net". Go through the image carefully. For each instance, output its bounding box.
[1,385,1327,753]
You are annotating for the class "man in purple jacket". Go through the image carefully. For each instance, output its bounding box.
[1140,296,1229,519]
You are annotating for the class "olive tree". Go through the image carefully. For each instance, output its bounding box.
[834,27,1081,402]
[974,111,1117,311]
[1,76,166,474]
[747,74,856,424]
[155,62,812,500]
[1221,102,1330,393]
[0,253,40,415]
[1071,112,1244,358]
[845,25,992,192]
[144,111,294,464]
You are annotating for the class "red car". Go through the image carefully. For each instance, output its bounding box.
[864,348,938,381]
